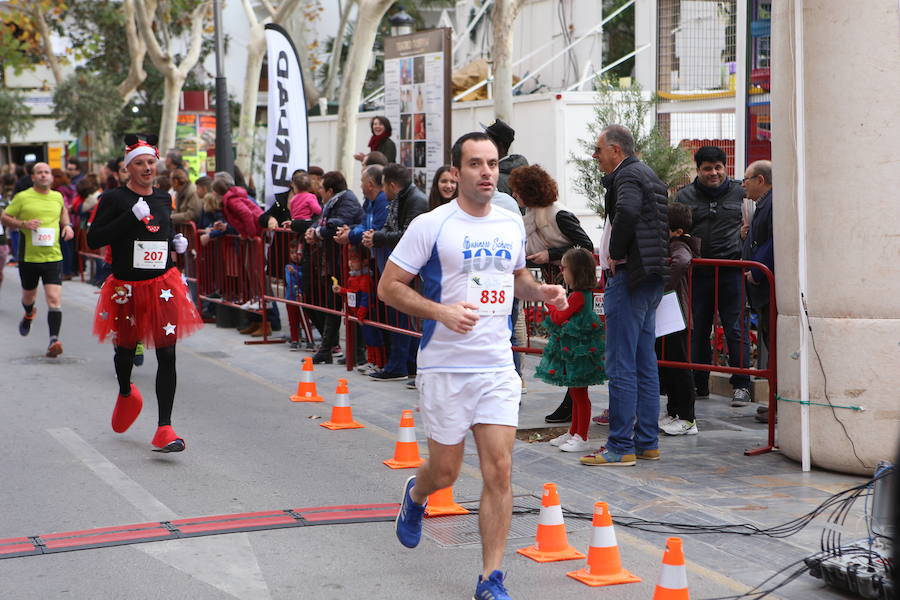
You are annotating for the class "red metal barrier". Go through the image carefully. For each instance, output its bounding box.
[657,258,778,456]
[261,229,423,370]
[194,232,267,344]
[198,228,778,458]
[73,225,105,282]
[173,222,199,283]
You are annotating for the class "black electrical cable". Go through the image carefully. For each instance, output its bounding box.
[700,546,889,600]
[488,473,892,599]
[802,292,870,470]
[498,471,890,542]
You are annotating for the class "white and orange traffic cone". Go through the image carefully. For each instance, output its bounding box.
[383,410,425,469]
[567,501,641,587]
[517,483,585,562]
[425,486,469,517]
[320,379,364,430]
[290,357,323,402]
[652,537,690,599]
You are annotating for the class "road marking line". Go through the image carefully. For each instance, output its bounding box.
[48,427,272,599]
[47,427,177,521]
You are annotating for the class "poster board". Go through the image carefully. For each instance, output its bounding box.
[384,28,451,194]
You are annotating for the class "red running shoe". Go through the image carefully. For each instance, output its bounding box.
[151,425,185,453]
[111,384,143,433]
[46,340,63,358]
[591,408,610,425]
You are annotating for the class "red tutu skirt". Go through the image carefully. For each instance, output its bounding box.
[93,268,203,348]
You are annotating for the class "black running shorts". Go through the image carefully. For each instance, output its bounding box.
[19,260,63,289]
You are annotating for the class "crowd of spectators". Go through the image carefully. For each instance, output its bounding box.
[0,119,774,426]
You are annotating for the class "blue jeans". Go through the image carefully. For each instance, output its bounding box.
[690,266,751,390]
[384,307,415,375]
[604,272,664,455]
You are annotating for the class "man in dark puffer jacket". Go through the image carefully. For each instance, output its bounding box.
[676,146,752,406]
[581,124,670,467]
[363,163,428,381]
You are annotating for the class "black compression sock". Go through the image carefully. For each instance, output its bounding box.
[48,308,61,338]
[22,302,34,316]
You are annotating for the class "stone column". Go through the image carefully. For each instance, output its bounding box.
[771,0,900,474]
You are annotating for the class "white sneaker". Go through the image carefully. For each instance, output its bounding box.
[239,299,260,311]
[658,415,678,431]
[549,432,573,447]
[559,434,591,452]
[356,362,375,374]
[661,419,699,436]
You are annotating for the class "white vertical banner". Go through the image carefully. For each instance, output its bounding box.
[264,24,309,211]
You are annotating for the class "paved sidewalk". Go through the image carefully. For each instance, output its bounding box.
[0,269,869,599]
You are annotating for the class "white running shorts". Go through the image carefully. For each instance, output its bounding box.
[416,370,521,445]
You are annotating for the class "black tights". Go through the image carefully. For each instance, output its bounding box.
[114,345,177,426]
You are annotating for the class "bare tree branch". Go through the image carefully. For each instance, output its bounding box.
[134,0,173,77]
[491,0,527,122]
[273,0,301,22]
[259,0,277,17]
[324,0,355,103]
[177,1,211,79]
[235,0,304,175]
[336,0,393,182]
[118,0,150,102]
[30,4,63,85]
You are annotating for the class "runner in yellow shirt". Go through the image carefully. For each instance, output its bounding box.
[0,162,74,357]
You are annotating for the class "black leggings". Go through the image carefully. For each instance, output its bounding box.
[114,345,177,426]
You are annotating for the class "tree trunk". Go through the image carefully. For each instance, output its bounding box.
[6,141,12,169]
[118,0,149,103]
[235,22,266,176]
[31,5,63,86]
[133,0,209,153]
[324,0,354,104]
[284,12,321,110]
[335,0,393,184]
[491,0,526,123]
[159,73,186,155]
[235,0,305,174]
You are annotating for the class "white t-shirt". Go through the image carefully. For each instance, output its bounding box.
[388,200,526,373]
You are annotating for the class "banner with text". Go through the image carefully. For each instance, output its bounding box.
[384,28,451,194]
[264,24,309,211]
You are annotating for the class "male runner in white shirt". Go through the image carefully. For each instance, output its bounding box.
[379,132,567,600]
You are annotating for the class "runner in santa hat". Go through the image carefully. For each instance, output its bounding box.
[87,134,203,452]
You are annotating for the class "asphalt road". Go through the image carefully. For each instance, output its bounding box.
[0,266,861,599]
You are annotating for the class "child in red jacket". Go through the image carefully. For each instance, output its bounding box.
[332,248,385,368]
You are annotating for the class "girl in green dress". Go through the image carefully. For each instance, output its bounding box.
[536,248,607,453]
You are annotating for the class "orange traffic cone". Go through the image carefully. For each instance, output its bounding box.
[517,483,585,562]
[425,487,469,517]
[290,357,323,402]
[567,501,641,587]
[383,410,425,469]
[652,537,690,599]
[320,379,364,430]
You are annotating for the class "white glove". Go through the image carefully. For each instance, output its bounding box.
[172,233,188,254]
[132,198,151,221]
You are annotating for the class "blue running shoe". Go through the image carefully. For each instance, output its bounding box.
[19,309,36,337]
[474,570,511,600]
[395,475,426,548]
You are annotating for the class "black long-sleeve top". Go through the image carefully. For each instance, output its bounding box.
[87,186,175,281]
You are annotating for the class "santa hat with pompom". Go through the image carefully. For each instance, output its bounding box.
[123,133,160,167]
